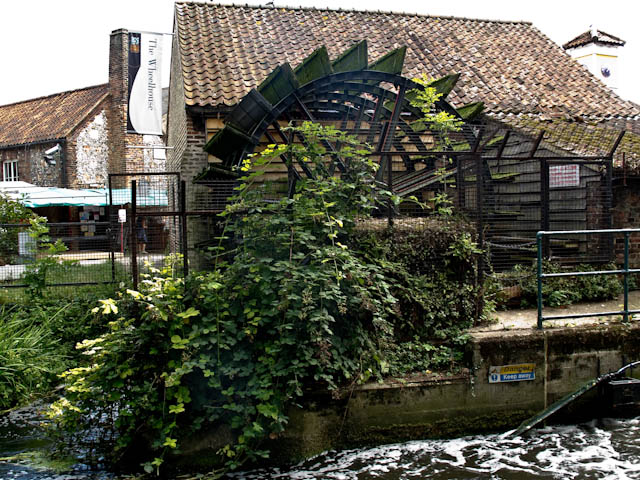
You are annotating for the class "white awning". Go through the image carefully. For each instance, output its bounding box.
[0,181,108,208]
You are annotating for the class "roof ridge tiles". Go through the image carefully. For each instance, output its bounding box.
[175,1,640,118]
[175,1,532,25]
[0,84,109,109]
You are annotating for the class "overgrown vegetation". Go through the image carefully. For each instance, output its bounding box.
[0,288,116,411]
[351,219,483,370]
[50,120,484,476]
[489,261,625,309]
[0,305,66,410]
[0,193,37,265]
[0,220,116,410]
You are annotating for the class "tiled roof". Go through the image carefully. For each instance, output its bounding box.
[563,30,626,50]
[0,84,109,148]
[174,2,640,118]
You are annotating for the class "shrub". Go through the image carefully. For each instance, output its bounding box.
[351,218,485,341]
[51,125,482,475]
[51,124,400,474]
[493,261,624,308]
[0,193,37,265]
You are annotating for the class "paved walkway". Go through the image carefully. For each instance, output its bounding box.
[474,290,640,332]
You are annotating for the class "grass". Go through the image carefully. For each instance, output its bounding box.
[0,260,130,303]
[0,305,67,410]
[0,277,120,410]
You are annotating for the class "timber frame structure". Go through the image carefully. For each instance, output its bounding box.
[194,41,626,271]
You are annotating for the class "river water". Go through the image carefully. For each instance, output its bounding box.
[2,405,640,479]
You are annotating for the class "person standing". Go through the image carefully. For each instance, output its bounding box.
[136,217,148,254]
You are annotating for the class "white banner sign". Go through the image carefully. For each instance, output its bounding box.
[127,32,163,135]
[549,164,580,189]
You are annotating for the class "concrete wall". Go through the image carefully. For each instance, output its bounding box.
[178,323,640,466]
[275,324,640,462]
[567,42,621,92]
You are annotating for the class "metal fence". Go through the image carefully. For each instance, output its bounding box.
[0,115,626,297]
[0,221,122,290]
[107,172,185,290]
[536,229,640,328]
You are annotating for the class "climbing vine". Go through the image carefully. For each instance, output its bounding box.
[51,123,401,475]
[51,81,483,476]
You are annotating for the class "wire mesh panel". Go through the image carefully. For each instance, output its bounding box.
[191,181,238,212]
[108,173,180,212]
[107,173,183,287]
[0,222,123,290]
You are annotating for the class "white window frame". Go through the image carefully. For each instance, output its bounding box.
[2,160,18,181]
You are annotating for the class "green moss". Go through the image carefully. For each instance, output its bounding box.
[340,410,536,448]
[0,451,76,473]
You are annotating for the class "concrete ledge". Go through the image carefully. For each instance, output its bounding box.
[182,323,640,466]
[274,323,640,461]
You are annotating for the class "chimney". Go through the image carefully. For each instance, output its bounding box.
[107,29,129,175]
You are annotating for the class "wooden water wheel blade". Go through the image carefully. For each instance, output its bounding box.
[332,40,368,72]
[225,88,273,135]
[203,124,253,165]
[257,63,299,105]
[427,73,460,98]
[294,46,333,86]
[368,46,406,75]
[457,101,484,120]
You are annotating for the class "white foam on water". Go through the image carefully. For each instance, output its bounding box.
[228,417,640,479]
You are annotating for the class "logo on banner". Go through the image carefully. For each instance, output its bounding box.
[127,32,163,135]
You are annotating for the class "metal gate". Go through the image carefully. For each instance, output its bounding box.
[107,172,184,288]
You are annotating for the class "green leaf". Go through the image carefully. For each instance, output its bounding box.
[163,437,177,448]
[177,307,200,319]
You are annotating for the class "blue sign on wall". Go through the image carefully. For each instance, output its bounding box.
[489,364,536,383]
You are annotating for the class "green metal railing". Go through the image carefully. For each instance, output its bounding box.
[537,229,640,329]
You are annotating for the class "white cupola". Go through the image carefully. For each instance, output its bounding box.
[563,26,625,91]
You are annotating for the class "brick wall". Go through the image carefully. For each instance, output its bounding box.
[166,28,214,265]
[167,29,188,177]
[107,29,129,175]
[166,26,211,206]
[0,142,63,186]
[613,180,640,268]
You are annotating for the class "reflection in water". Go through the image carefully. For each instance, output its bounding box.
[3,404,640,479]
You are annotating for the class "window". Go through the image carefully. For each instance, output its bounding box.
[2,160,18,181]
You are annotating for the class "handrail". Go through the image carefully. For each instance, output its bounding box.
[536,229,640,329]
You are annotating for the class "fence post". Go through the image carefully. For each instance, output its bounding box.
[624,232,630,323]
[180,180,189,277]
[537,231,544,329]
[107,177,116,283]
[475,153,484,272]
[541,159,550,258]
[605,159,614,261]
[387,154,394,226]
[131,180,138,290]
